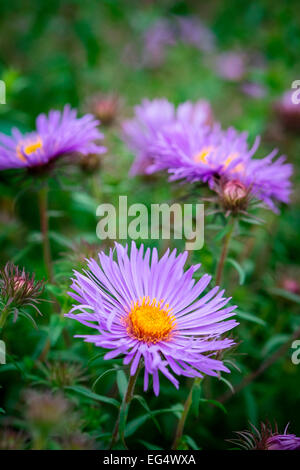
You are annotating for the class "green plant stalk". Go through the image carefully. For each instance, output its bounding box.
[0,305,10,332]
[172,219,236,449]
[31,429,48,450]
[37,186,53,283]
[218,323,300,403]
[109,367,140,449]
[215,218,236,286]
[172,377,201,450]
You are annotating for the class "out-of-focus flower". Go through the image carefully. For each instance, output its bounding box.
[66,241,237,396]
[88,93,120,126]
[37,361,88,389]
[274,90,300,132]
[280,278,300,295]
[142,19,175,68]
[276,266,300,297]
[0,105,106,171]
[0,262,44,329]
[0,428,27,450]
[122,98,213,176]
[214,52,246,81]
[241,81,267,99]
[65,239,112,268]
[60,432,95,450]
[176,16,215,52]
[25,390,70,435]
[230,422,300,450]
[78,153,102,174]
[149,123,292,212]
[141,16,215,67]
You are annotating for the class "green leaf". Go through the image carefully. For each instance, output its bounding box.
[219,376,234,394]
[49,231,74,249]
[139,440,163,450]
[125,414,148,438]
[184,435,201,450]
[116,370,128,397]
[262,334,290,356]
[47,315,66,346]
[243,387,257,424]
[133,395,161,433]
[269,287,300,305]
[65,385,120,407]
[199,398,227,414]
[0,407,5,414]
[236,309,267,327]
[191,379,202,417]
[92,368,117,391]
[226,258,246,285]
[214,223,232,242]
[12,244,34,263]
[72,192,98,214]
[125,406,183,438]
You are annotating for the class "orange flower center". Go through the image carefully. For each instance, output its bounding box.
[124,296,176,344]
[16,137,43,162]
[193,147,244,172]
[193,146,214,164]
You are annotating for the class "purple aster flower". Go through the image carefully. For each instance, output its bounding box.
[0,105,106,171]
[241,81,267,99]
[122,98,213,176]
[142,19,175,68]
[148,123,292,212]
[66,241,238,396]
[176,16,215,52]
[230,422,300,450]
[267,429,300,451]
[214,52,246,81]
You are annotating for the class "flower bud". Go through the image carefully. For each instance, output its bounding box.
[60,432,95,450]
[89,94,120,126]
[221,179,248,212]
[0,428,27,450]
[79,153,101,173]
[230,422,300,450]
[0,263,44,329]
[281,277,300,295]
[25,390,70,434]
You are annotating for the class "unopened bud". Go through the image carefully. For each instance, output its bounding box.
[222,179,248,211]
[79,153,101,173]
[89,94,120,126]
[281,278,300,295]
[25,390,70,434]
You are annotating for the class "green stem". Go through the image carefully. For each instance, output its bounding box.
[32,430,48,450]
[109,368,139,449]
[215,218,236,286]
[0,305,10,332]
[37,186,53,283]
[218,323,300,404]
[172,377,201,450]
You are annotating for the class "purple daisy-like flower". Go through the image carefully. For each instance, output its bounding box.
[214,51,246,82]
[148,123,292,212]
[122,98,213,176]
[231,422,300,450]
[267,430,300,451]
[66,241,238,395]
[0,105,106,171]
[176,16,215,52]
[142,19,175,68]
